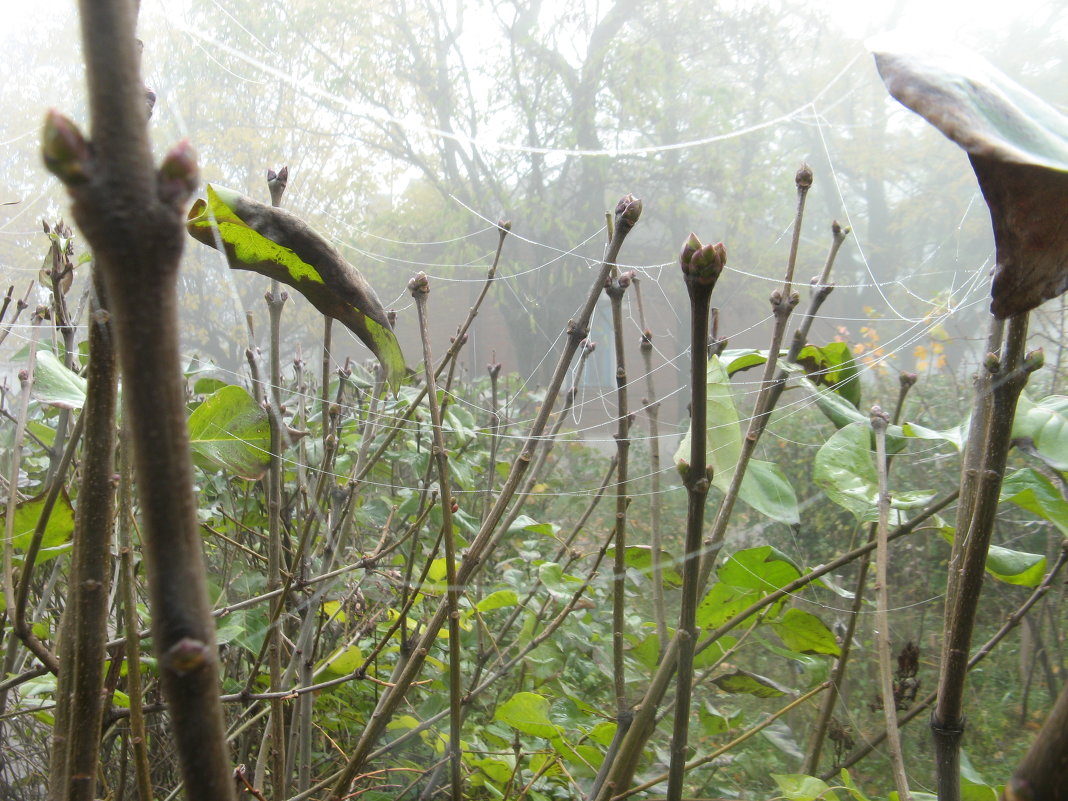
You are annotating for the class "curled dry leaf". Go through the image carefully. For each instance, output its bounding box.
[187,185,405,391]
[870,36,1068,318]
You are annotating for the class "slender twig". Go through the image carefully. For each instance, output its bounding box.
[411,271,464,800]
[596,267,636,800]
[0,282,34,348]
[1,312,44,717]
[13,410,83,675]
[804,371,914,773]
[118,426,153,801]
[259,163,289,798]
[633,277,668,655]
[871,406,911,801]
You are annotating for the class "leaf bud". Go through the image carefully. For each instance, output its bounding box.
[157,139,199,207]
[408,272,430,295]
[796,163,813,189]
[497,218,512,232]
[162,637,213,676]
[899,372,918,390]
[614,194,642,232]
[267,165,288,206]
[1024,348,1044,372]
[681,235,727,287]
[680,232,701,268]
[869,405,890,430]
[42,110,91,186]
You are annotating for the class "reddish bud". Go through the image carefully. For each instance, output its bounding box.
[614,194,642,232]
[157,139,199,206]
[681,234,727,287]
[450,501,459,514]
[42,110,90,186]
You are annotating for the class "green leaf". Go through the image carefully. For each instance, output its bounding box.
[719,347,767,375]
[32,350,86,409]
[902,420,965,451]
[188,385,271,480]
[803,380,907,452]
[941,527,1047,587]
[739,459,800,525]
[318,645,364,676]
[508,514,556,537]
[770,609,841,656]
[606,545,682,587]
[495,692,560,738]
[712,669,794,697]
[188,185,405,392]
[984,544,1046,587]
[814,423,934,522]
[1012,395,1068,471]
[872,38,1068,317]
[696,583,762,629]
[1,491,75,564]
[840,769,873,801]
[764,726,803,760]
[796,341,861,408]
[699,702,743,737]
[538,563,584,599]
[1000,467,1068,536]
[693,634,737,670]
[474,757,514,784]
[718,545,801,593]
[773,774,842,801]
[673,355,741,480]
[476,590,519,612]
[674,356,798,523]
[193,376,228,396]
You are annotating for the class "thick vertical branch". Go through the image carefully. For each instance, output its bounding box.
[44,1,235,798]
[934,313,1037,801]
[667,235,725,801]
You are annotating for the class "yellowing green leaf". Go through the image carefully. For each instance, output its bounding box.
[188,185,405,391]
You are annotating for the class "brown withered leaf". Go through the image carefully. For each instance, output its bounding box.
[871,38,1068,318]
